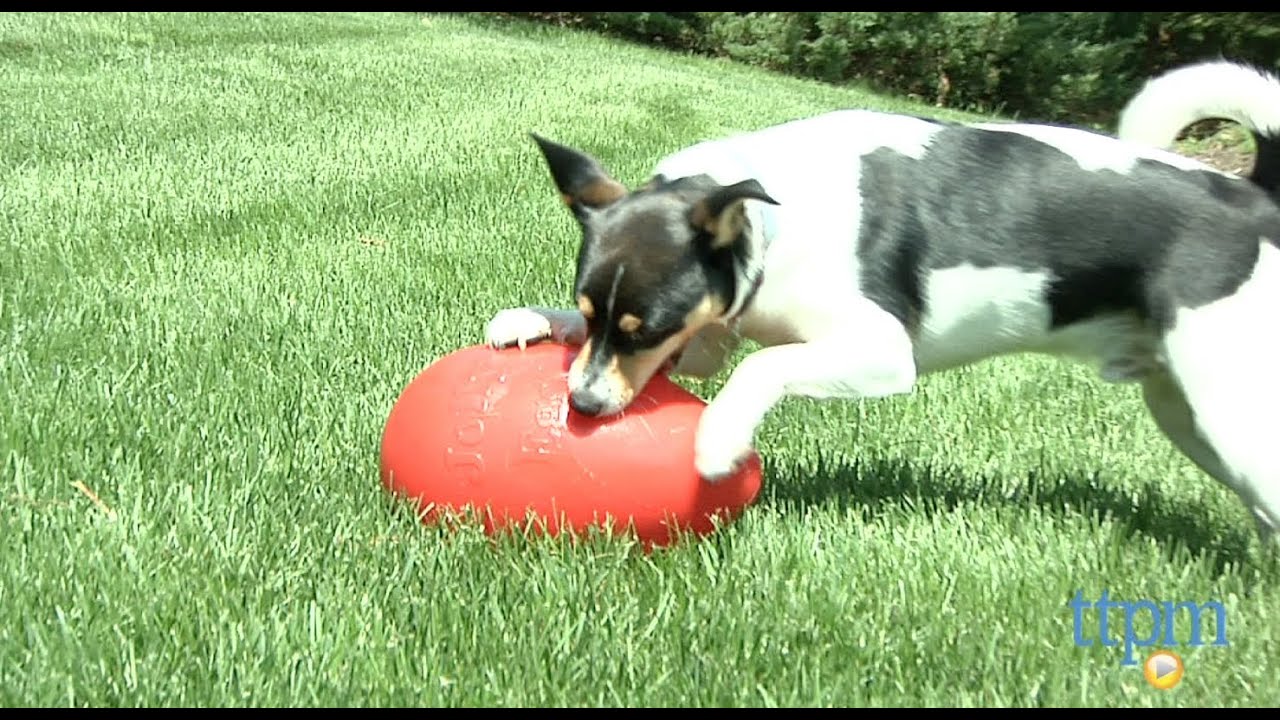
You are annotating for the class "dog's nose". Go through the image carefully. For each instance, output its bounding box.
[569,389,606,417]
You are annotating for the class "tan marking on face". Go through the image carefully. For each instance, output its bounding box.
[690,198,748,249]
[618,313,642,333]
[681,294,725,330]
[568,337,595,394]
[576,178,627,208]
[577,295,594,319]
[569,295,726,412]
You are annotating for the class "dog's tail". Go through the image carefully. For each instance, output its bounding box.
[1117,60,1280,197]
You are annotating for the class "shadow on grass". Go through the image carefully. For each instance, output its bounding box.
[758,450,1269,576]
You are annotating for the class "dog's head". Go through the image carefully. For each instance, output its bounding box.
[531,134,778,417]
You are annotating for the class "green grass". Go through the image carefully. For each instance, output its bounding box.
[1,11,1276,708]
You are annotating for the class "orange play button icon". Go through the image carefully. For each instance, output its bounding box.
[1144,650,1185,690]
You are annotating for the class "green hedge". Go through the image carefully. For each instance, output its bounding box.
[497,12,1280,128]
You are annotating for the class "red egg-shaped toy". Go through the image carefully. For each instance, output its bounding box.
[380,343,763,547]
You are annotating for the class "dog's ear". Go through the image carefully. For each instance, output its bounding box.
[530,134,627,218]
[688,179,779,249]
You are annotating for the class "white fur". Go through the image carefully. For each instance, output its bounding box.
[913,265,1052,373]
[486,307,584,350]
[659,111,944,342]
[1161,240,1280,537]
[911,265,1156,381]
[654,110,943,195]
[695,308,917,479]
[976,122,1222,175]
[1040,315,1158,383]
[1118,60,1280,149]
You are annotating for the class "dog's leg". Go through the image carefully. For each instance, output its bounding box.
[1157,363,1280,550]
[1142,371,1232,481]
[1158,245,1280,549]
[696,305,916,480]
[485,307,586,350]
[1140,371,1273,542]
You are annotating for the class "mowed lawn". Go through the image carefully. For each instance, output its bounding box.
[1,11,1276,708]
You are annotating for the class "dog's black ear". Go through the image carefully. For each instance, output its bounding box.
[689,179,779,249]
[530,134,627,218]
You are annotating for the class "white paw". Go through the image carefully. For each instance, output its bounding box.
[694,408,756,483]
[485,308,551,350]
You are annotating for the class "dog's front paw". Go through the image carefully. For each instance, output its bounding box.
[694,407,756,483]
[486,308,552,350]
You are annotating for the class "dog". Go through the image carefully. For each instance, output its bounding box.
[485,60,1280,547]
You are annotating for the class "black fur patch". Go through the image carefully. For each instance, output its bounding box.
[1251,131,1280,198]
[855,125,1280,332]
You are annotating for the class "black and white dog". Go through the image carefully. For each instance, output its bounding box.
[486,60,1280,547]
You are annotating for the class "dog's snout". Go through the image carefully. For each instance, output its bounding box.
[569,389,607,417]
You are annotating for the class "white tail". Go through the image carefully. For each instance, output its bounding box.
[1118,60,1280,149]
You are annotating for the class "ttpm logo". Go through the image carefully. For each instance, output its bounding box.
[1070,589,1229,689]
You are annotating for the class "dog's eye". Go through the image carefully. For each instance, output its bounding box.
[624,324,672,350]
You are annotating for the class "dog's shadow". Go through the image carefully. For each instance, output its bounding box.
[756,450,1270,576]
